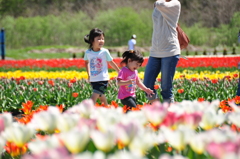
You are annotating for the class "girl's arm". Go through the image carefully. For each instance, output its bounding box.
[136,78,154,96]
[108,61,120,72]
[84,60,90,81]
[117,79,133,86]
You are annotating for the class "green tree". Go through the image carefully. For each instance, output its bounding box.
[0,0,26,18]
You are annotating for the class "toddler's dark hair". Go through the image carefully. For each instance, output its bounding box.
[121,50,144,66]
[84,28,104,49]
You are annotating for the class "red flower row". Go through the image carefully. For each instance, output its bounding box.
[1,56,239,68]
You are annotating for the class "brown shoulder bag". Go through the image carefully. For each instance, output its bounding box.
[177,23,190,50]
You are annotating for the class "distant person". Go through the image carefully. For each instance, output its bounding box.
[128,34,137,50]
[143,0,181,104]
[84,28,120,106]
[117,50,154,111]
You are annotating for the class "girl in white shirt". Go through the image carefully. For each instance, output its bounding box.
[84,28,120,106]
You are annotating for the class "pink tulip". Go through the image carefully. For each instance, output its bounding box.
[182,112,202,129]
[142,102,168,126]
[22,146,71,159]
[0,118,5,133]
[161,112,183,128]
[207,141,238,159]
[115,122,139,146]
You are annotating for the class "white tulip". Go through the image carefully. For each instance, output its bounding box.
[161,126,194,151]
[199,107,226,130]
[91,129,116,153]
[28,106,60,133]
[66,99,95,118]
[28,134,62,154]
[92,107,123,132]
[115,122,139,146]
[0,136,6,152]
[129,128,157,156]
[61,127,90,154]
[124,110,148,126]
[107,150,145,159]
[205,128,237,143]
[189,132,208,154]
[228,112,240,127]
[228,101,240,113]
[56,113,79,132]
[73,151,106,159]
[158,154,188,159]
[0,112,12,132]
[2,123,35,147]
[169,100,207,114]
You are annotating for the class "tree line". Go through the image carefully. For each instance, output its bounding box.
[1,0,240,27]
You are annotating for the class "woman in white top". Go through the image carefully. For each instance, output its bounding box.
[143,0,181,104]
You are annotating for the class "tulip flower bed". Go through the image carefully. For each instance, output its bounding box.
[0,69,239,114]
[0,56,240,158]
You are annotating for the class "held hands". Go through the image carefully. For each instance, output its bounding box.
[145,88,155,97]
[87,76,90,83]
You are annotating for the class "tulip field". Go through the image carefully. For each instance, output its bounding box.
[0,56,240,159]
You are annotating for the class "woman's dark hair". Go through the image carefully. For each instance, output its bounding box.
[120,50,144,66]
[84,28,104,49]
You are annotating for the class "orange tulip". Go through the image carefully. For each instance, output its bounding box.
[48,80,54,86]
[5,142,28,157]
[72,92,79,98]
[233,74,238,78]
[35,105,48,112]
[21,101,34,115]
[70,78,77,83]
[56,104,64,113]
[177,89,184,94]
[211,79,218,84]
[122,105,130,113]
[111,101,118,108]
[197,97,205,102]
[14,114,32,125]
[33,88,38,92]
[154,85,160,89]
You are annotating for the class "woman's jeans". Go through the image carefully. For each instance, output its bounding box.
[143,55,180,103]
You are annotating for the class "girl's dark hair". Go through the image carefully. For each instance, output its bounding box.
[120,50,144,66]
[84,28,104,49]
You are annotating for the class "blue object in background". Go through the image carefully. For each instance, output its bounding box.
[237,62,240,97]
[238,30,240,44]
[0,28,5,60]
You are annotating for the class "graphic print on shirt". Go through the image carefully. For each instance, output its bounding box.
[90,57,103,76]
[125,74,136,93]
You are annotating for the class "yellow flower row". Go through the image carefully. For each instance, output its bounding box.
[0,70,239,80]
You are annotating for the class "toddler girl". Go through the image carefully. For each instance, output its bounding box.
[117,50,154,111]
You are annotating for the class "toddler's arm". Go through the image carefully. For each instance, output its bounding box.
[136,78,154,96]
[117,79,133,86]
